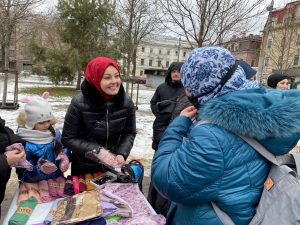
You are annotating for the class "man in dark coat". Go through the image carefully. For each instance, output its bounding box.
[0,117,24,218]
[148,62,185,216]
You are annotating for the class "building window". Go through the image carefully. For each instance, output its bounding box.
[167,50,170,55]
[294,55,299,66]
[251,60,255,66]
[166,61,169,68]
[141,47,145,52]
[9,61,16,69]
[141,59,144,66]
[183,52,186,57]
[175,51,178,56]
[140,70,143,76]
[264,56,269,67]
[157,60,161,67]
[159,49,162,54]
[149,59,152,66]
[150,48,153,53]
[267,39,272,48]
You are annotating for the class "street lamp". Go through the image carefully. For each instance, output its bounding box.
[177,37,181,62]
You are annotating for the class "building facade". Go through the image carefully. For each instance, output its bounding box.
[134,36,196,88]
[221,34,262,67]
[258,0,300,86]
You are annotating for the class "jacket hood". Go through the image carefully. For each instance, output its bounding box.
[165,62,184,84]
[199,88,300,155]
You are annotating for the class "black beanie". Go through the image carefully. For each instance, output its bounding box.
[267,73,289,88]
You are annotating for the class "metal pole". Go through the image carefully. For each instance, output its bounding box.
[135,81,140,110]
[177,37,181,62]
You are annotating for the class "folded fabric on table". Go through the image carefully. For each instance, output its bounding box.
[85,173,94,191]
[103,183,166,224]
[64,175,74,196]
[101,189,132,218]
[47,179,58,198]
[51,189,102,225]
[78,175,86,193]
[37,180,52,203]
[43,198,61,225]
[17,183,29,205]
[76,217,106,225]
[101,201,117,217]
[9,196,38,225]
[55,176,66,197]
[23,182,42,204]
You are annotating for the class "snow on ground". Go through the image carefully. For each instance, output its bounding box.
[0,75,156,176]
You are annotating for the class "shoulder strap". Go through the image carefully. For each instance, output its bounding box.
[236,134,299,168]
[211,202,235,225]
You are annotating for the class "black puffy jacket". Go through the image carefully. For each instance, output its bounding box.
[0,117,23,204]
[62,80,136,175]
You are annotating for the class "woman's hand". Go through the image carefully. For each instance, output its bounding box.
[180,106,197,121]
[6,150,25,166]
[116,155,125,167]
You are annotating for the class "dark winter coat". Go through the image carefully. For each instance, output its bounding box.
[0,117,23,205]
[150,62,184,149]
[62,80,136,175]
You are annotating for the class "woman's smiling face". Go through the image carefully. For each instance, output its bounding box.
[100,65,121,96]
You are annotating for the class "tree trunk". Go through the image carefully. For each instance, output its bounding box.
[76,71,81,90]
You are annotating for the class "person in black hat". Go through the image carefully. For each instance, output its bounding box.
[267,73,289,90]
[236,59,257,80]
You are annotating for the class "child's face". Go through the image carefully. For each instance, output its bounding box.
[34,120,51,132]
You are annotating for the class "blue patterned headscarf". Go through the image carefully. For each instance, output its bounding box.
[181,46,258,105]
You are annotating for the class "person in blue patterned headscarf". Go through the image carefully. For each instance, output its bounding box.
[151,46,300,225]
[180,46,258,106]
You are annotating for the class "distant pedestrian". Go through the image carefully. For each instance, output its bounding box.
[267,73,289,90]
[148,62,188,216]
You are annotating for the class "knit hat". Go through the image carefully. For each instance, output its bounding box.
[84,57,121,100]
[236,60,257,79]
[24,97,52,129]
[267,73,289,89]
[180,46,258,105]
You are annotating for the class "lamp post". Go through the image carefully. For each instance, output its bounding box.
[177,37,181,62]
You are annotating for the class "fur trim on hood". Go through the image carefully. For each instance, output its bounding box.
[199,88,300,140]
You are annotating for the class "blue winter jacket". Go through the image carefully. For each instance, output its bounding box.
[17,130,70,182]
[151,88,300,225]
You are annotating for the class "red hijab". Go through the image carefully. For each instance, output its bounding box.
[84,57,121,100]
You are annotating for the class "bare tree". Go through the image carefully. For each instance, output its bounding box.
[0,0,44,69]
[158,0,267,47]
[0,0,44,106]
[112,0,161,92]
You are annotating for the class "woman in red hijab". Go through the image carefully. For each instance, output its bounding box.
[62,57,136,175]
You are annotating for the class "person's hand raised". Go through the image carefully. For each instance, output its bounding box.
[180,106,197,121]
[6,150,25,166]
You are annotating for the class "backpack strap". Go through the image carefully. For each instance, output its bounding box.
[211,202,235,225]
